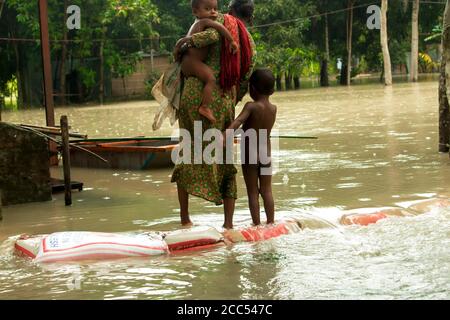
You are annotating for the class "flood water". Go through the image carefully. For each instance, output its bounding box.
[1,81,450,300]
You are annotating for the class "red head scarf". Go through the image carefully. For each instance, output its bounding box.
[220,14,252,92]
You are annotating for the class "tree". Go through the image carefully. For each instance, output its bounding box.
[439,0,450,152]
[381,0,392,86]
[410,0,420,82]
[253,0,314,90]
[346,0,355,86]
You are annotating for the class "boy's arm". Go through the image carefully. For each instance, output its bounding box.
[227,103,254,130]
[222,103,253,145]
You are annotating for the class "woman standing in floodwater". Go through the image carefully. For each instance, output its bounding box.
[171,0,256,229]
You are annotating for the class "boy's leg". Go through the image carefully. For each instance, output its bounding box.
[259,172,275,225]
[181,58,216,123]
[177,184,192,226]
[242,164,261,226]
[223,197,235,230]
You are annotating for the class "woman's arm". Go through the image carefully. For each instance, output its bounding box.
[173,22,222,61]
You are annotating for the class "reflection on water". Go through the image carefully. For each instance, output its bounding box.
[1,81,450,299]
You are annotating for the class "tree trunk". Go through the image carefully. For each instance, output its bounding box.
[0,0,5,19]
[276,75,282,91]
[346,0,354,86]
[320,59,329,87]
[285,73,292,90]
[57,0,69,106]
[122,77,127,97]
[99,38,105,104]
[0,96,4,120]
[321,13,330,87]
[11,32,24,108]
[340,64,348,86]
[381,0,393,86]
[439,0,450,152]
[294,76,300,89]
[410,0,420,82]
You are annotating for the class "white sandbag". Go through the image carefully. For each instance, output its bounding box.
[164,226,223,251]
[15,234,43,258]
[34,232,168,263]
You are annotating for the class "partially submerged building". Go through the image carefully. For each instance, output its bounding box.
[0,122,52,206]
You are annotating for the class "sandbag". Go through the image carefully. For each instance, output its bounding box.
[15,234,43,258]
[33,232,168,263]
[404,198,450,214]
[164,226,223,251]
[340,207,410,226]
[223,220,302,243]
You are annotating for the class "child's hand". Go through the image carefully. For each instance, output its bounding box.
[230,41,238,54]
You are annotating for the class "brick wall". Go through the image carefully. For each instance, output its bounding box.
[0,123,52,206]
[111,55,171,97]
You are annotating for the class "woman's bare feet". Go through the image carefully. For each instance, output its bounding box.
[199,106,216,123]
[181,220,193,228]
[222,224,233,230]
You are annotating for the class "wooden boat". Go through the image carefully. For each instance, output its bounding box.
[70,137,178,170]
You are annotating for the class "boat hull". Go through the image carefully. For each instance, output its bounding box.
[70,138,177,170]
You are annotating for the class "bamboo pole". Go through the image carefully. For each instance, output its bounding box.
[60,116,72,206]
[18,124,87,139]
[16,124,108,163]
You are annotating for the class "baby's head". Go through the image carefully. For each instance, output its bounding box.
[191,0,219,20]
[229,0,254,25]
[250,69,275,99]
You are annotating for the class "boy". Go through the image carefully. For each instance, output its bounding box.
[181,0,238,123]
[225,69,277,226]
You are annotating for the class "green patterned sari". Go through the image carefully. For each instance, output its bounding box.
[171,14,256,205]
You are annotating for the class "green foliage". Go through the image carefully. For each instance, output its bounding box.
[111,52,144,79]
[425,25,443,43]
[1,0,447,107]
[145,70,162,99]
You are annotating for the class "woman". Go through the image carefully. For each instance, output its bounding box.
[171,0,256,229]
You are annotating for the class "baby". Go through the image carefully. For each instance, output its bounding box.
[181,0,238,123]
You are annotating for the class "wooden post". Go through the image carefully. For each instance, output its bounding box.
[0,189,3,221]
[38,0,55,127]
[60,115,72,206]
[38,0,58,165]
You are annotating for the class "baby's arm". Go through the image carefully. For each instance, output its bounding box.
[193,19,238,53]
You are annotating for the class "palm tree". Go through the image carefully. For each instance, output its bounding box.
[381,0,392,86]
[439,0,450,152]
[410,0,420,82]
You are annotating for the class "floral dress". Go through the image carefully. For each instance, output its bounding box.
[171,14,256,205]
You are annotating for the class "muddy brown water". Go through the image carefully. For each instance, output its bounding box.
[1,81,449,299]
